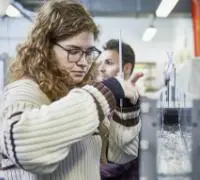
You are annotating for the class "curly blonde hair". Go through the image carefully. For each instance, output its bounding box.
[9,0,99,101]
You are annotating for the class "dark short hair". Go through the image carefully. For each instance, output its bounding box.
[103,39,135,72]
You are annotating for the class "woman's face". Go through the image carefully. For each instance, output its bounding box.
[53,31,99,84]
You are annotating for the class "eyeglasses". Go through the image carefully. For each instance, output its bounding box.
[55,43,101,64]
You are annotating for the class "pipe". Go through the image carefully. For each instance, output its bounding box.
[192,0,200,56]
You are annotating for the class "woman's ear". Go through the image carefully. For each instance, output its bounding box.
[123,63,133,78]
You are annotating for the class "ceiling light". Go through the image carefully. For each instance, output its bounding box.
[6,4,22,17]
[142,26,157,42]
[156,0,180,18]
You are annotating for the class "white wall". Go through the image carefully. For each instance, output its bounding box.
[94,17,194,61]
[94,17,194,88]
[0,17,32,55]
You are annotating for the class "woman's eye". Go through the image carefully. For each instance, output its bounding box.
[69,49,81,55]
[86,51,93,56]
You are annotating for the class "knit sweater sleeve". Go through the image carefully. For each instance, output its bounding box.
[107,99,141,164]
[0,80,115,174]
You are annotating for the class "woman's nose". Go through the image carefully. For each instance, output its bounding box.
[77,54,88,67]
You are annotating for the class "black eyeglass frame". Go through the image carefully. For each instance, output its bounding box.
[55,43,101,63]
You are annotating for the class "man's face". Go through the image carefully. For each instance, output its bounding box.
[97,50,120,81]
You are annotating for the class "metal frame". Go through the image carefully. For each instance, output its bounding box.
[192,100,200,180]
[139,97,157,180]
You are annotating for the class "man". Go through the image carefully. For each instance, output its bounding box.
[97,39,135,81]
[98,39,140,180]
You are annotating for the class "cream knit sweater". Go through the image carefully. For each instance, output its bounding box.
[0,79,141,180]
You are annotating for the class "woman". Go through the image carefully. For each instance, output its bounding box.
[0,1,143,180]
